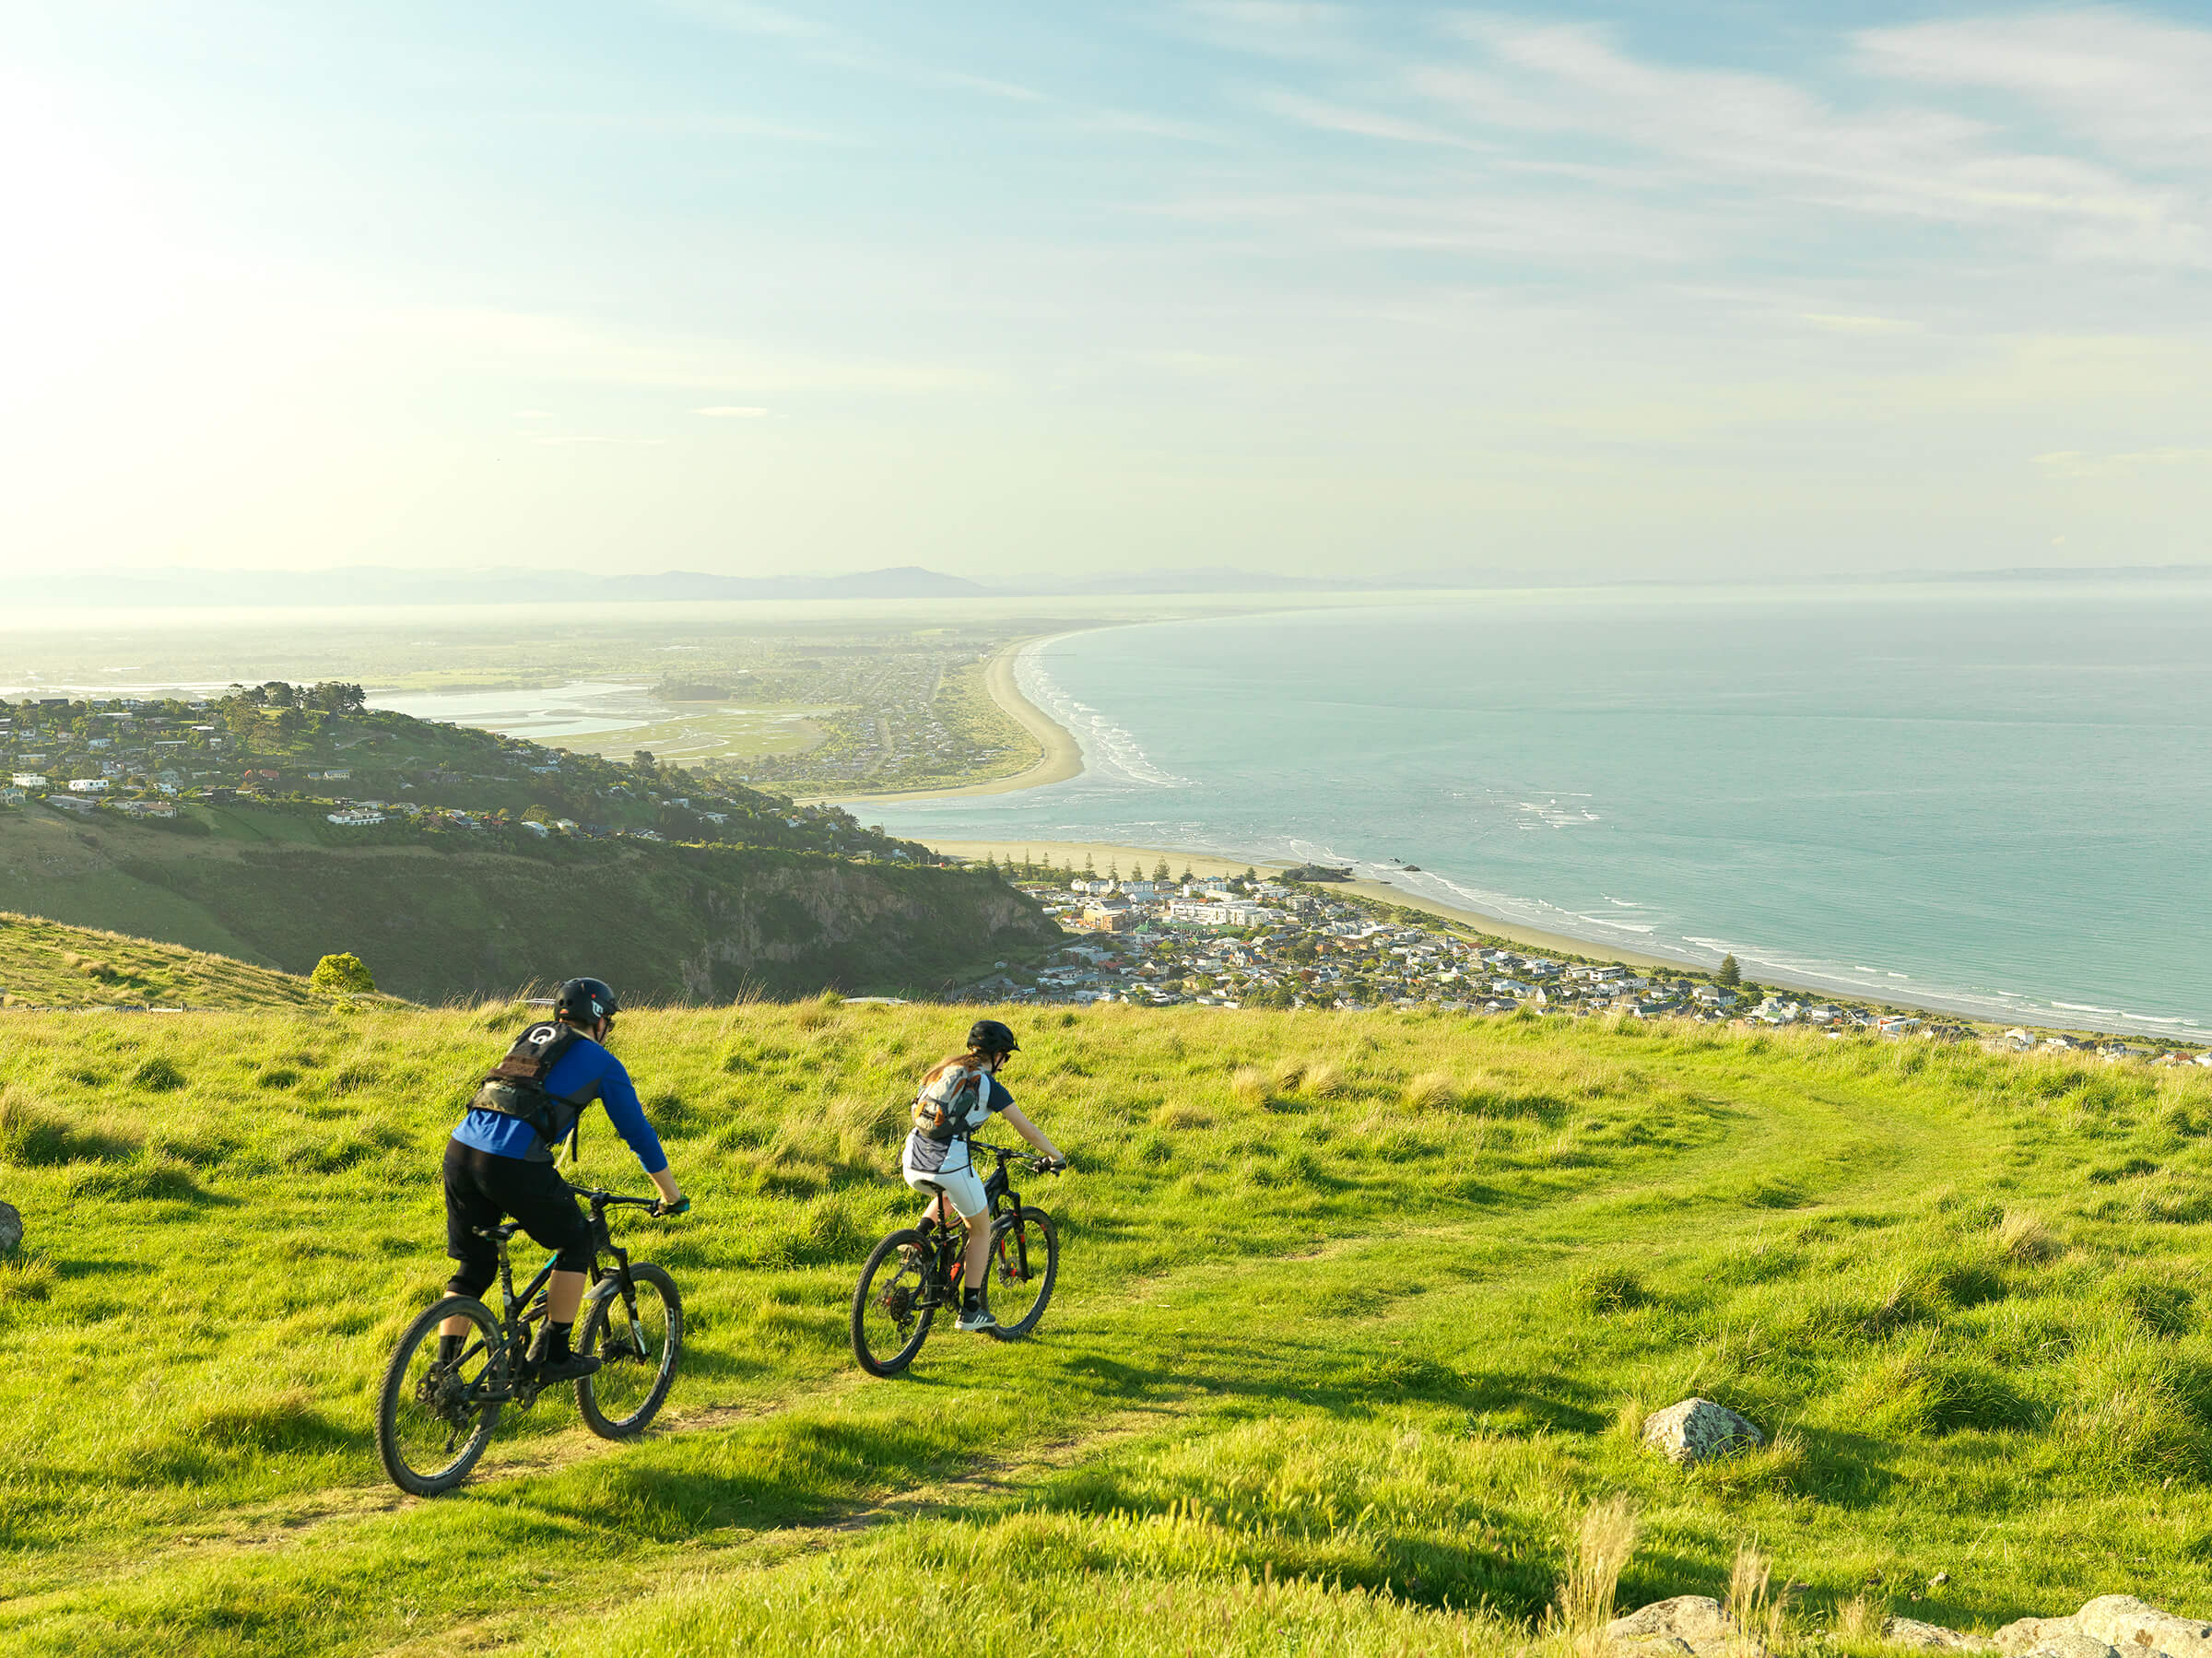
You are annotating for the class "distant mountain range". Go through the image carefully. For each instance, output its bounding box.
[14,560,2211,610]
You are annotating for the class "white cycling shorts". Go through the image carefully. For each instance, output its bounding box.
[902,1144,988,1218]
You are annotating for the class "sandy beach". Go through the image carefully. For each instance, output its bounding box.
[821,637,1084,805]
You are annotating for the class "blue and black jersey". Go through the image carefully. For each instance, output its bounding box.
[451,1033,668,1172]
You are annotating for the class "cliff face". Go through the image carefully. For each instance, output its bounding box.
[0,809,1056,1002]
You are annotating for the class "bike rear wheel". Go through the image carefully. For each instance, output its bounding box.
[576,1263,682,1439]
[377,1295,505,1496]
[851,1228,938,1376]
[985,1206,1057,1339]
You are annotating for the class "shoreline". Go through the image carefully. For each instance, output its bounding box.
[917,839,1685,970]
[917,836,2167,1034]
[818,636,1088,807]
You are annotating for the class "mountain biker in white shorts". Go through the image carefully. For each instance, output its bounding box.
[902,1018,1065,1332]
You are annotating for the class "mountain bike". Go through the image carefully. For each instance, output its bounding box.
[850,1143,1060,1377]
[376,1185,685,1496]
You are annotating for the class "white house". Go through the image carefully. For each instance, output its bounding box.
[66,778,111,794]
[10,773,46,789]
[326,807,387,826]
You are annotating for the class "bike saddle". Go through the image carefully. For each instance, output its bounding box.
[471,1222,523,1241]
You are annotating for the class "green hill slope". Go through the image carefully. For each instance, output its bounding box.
[4,1005,2211,1653]
[0,911,322,1008]
[0,805,1056,1001]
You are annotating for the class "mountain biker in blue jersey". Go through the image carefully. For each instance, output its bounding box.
[437,977,687,1382]
[903,1018,1065,1333]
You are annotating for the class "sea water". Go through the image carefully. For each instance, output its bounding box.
[870,584,2212,1036]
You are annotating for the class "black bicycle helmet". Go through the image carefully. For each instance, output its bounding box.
[967,1017,1018,1057]
[555,977,620,1024]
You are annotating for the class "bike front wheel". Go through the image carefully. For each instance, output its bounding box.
[851,1228,937,1376]
[985,1206,1057,1340]
[377,1295,506,1497]
[576,1263,683,1439]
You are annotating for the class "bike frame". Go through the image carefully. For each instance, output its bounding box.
[915,1144,1040,1300]
[468,1185,656,1402]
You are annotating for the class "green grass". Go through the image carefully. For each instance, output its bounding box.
[3,1003,2211,1653]
[0,911,320,1008]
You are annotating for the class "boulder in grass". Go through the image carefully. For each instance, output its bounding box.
[0,1200,19,1256]
[1640,1398,1763,1465]
[2076,1595,2212,1657]
[1996,1619,2085,1655]
[1603,1594,1738,1657]
[2019,1638,2121,1658]
[1884,1616,1996,1651]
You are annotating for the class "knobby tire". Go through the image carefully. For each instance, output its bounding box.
[377,1295,505,1497]
[576,1262,683,1439]
[984,1206,1057,1340]
[852,1228,937,1377]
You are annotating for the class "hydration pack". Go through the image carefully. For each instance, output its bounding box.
[912,1056,989,1144]
[468,1022,590,1163]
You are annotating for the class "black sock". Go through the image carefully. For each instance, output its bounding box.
[548,1320,573,1360]
[961,1289,981,1313]
[916,1217,936,1235]
[437,1334,464,1367]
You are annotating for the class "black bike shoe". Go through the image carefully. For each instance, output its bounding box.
[955,1303,998,1334]
[539,1352,603,1382]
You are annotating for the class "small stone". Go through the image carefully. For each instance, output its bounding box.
[1933,1572,1953,1588]
[1883,1616,1995,1652]
[1605,1595,1740,1657]
[1996,1618,2082,1656]
[1640,1398,1764,1465]
[2022,1638,2123,1658]
[0,1200,19,1255]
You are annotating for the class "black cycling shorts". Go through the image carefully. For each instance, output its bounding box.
[443,1137,594,1291]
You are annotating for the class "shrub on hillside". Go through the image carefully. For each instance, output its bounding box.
[309,953,376,997]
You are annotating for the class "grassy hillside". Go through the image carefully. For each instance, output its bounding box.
[0,806,1057,1001]
[4,1005,2212,1654]
[0,911,322,1008]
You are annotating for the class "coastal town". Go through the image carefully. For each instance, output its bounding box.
[962,862,2212,1067]
[6,689,2206,1062]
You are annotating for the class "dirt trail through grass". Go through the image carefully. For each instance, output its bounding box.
[6,1004,2207,1656]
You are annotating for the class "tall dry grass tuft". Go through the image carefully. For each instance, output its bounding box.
[1269,1056,1308,1093]
[1301,1062,1345,1099]
[1405,1072,1458,1111]
[1230,1067,1270,1106]
[1725,1539,1793,1655]
[1834,1594,1877,1640]
[1550,1492,1637,1655]
[1998,1209,2060,1264]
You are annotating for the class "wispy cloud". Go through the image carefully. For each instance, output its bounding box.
[1246,88,1488,149]
[653,0,1047,102]
[695,405,771,417]
[1858,13,2212,159]
[1803,313,1921,334]
[1172,2,1356,63]
[2037,445,2212,478]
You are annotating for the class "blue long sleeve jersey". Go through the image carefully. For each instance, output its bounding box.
[451,1035,668,1171]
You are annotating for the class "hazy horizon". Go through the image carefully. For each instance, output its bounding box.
[7,2,2212,582]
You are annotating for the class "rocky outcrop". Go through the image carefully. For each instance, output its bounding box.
[1885,1616,1995,1651]
[0,1198,18,1254]
[1640,1398,1763,1465]
[2076,1597,2212,1657]
[1603,1595,1737,1656]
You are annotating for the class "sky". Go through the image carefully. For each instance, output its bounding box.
[4,1,2210,583]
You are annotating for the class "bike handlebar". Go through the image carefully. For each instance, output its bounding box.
[566,1184,685,1214]
[972,1143,1066,1173]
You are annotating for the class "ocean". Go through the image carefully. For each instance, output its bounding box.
[868,585,2212,1037]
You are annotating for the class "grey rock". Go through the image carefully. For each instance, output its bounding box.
[2077,1595,2212,1658]
[2021,1637,2124,1658]
[1883,1616,1995,1651]
[1998,1619,2082,1655]
[0,1199,19,1255]
[1604,1595,1743,1657]
[1641,1398,1764,1465]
